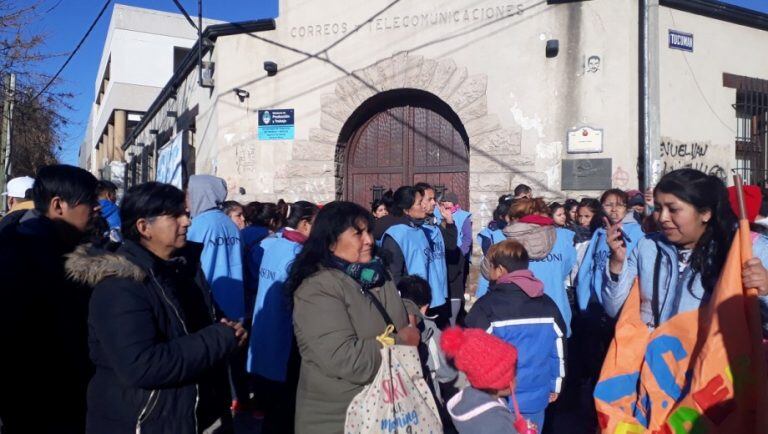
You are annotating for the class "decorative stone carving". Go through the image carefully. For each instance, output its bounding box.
[436,66,467,101]
[470,155,535,173]
[309,128,338,145]
[473,129,522,156]
[321,93,354,124]
[275,161,334,179]
[464,114,501,138]
[412,59,437,90]
[469,172,511,192]
[310,52,536,210]
[457,96,489,125]
[426,58,457,95]
[404,55,425,86]
[292,140,336,161]
[447,74,487,113]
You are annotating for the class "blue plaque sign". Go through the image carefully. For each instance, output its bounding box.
[258,109,295,140]
[669,30,693,52]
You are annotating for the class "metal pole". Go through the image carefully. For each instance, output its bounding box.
[1,73,15,213]
[640,0,661,197]
[198,0,203,87]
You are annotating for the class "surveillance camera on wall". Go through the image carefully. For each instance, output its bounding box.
[264,61,278,76]
[233,88,250,102]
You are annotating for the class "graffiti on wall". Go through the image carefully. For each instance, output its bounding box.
[659,140,726,180]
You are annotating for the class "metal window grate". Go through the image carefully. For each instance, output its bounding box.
[733,85,768,186]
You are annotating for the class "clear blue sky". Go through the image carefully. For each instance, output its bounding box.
[16,0,768,166]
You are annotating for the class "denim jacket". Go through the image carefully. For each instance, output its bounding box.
[603,232,768,333]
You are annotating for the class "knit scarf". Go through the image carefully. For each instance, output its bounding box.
[282,227,308,244]
[329,256,388,290]
[496,270,544,298]
[572,224,594,244]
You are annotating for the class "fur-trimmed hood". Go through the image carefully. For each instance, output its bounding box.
[65,244,145,287]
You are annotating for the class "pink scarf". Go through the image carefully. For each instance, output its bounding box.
[283,228,308,244]
[518,215,554,226]
[496,270,544,298]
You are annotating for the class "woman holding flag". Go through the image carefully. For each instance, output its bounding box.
[603,168,768,328]
[594,170,768,433]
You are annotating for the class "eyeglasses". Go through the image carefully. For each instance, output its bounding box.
[603,203,627,209]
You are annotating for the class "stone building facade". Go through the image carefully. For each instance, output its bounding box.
[114,0,768,231]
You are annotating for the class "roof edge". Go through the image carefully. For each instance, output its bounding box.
[660,0,768,32]
[121,19,276,151]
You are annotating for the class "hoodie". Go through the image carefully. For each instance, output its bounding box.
[487,220,575,336]
[502,221,556,260]
[447,387,518,434]
[187,175,228,218]
[186,175,245,320]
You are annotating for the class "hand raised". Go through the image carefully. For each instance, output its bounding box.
[436,203,454,225]
[604,217,627,274]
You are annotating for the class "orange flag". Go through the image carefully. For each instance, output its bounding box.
[594,222,768,433]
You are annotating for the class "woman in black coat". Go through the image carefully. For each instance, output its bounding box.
[67,182,248,434]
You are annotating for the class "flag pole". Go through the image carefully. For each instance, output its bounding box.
[734,174,757,292]
[732,174,768,431]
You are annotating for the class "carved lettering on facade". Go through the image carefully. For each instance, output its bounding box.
[289,3,525,38]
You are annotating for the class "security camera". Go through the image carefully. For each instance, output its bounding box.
[233,88,250,102]
[264,61,278,77]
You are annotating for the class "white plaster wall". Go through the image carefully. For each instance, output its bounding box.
[201,0,641,211]
[658,7,768,182]
[109,30,196,88]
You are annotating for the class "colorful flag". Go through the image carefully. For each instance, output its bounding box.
[594,223,768,433]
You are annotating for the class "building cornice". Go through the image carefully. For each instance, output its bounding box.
[122,19,276,150]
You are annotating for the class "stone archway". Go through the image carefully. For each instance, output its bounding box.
[281,52,531,218]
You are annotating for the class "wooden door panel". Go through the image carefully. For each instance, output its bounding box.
[345,103,468,208]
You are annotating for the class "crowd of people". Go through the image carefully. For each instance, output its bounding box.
[0,164,767,434]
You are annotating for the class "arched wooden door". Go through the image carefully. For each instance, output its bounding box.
[344,103,469,207]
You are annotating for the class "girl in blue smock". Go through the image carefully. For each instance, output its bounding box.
[475,201,512,297]
[246,201,318,434]
[241,202,280,321]
[576,189,644,313]
[572,190,645,418]
[604,169,768,331]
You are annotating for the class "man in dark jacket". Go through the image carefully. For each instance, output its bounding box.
[69,182,247,434]
[0,165,99,434]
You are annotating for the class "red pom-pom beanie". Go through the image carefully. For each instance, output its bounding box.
[440,327,518,391]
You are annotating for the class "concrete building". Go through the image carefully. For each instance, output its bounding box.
[119,0,768,229]
[79,4,220,179]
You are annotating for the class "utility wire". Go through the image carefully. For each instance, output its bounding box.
[170,0,199,31]
[32,0,113,102]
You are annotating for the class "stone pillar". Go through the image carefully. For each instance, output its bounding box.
[107,123,114,163]
[114,110,126,162]
[100,134,108,171]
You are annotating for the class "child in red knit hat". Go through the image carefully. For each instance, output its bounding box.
[442,327,537,434]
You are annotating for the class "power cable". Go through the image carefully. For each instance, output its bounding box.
[170,0,199,31]
[32,0,113,102]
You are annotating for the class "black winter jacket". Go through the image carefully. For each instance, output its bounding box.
[0,211,94,434]
[66,240,238,434]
